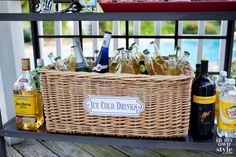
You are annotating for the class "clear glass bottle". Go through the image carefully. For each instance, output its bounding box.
[109,47,123,73]
[13,58,44,130]
[217,79,236,138]
[68,47,76,72]
[176,51,190,75]
[118,49,134,74]
[143,49,156,75]
[93,31,112,73]
[48,52,67,71]
[167,54,177,75]
[72,38,90,72]
[215,71,227,124]
[150,41,167,71]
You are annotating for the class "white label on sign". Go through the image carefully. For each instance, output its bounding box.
[83,95,145,117]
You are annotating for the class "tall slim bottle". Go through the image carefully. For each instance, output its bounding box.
[190,59,216,140]
[72,38,90,72]
[93,31,112,73]
[13,58,44,130]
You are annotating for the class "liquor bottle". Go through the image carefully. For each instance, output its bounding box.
[217,79,236,138]
[176,51,190,75]
[215,71,227,124]
[31,59,44,91]
[13,58,44,130]
[167,54,177,75]
[143,49,156,75]
[93,31,112,73]
[195,63,201,79]
[72,38,90,72]
[109,47,123,73]
[190,59,216,140]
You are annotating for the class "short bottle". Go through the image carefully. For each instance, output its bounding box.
[48,52,67,71]
[176,51,190,75]
[215,71,227,124]
[13,58,44,130]
[217,79,236,138]
[167,54,177,75]
[109,47,123,73]
[143,49,156,75]
[93,31,112,73]
[190,58,216,140]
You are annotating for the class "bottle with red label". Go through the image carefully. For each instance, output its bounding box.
[217,79,236,138]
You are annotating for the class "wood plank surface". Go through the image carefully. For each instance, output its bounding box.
[12,139,58,157]
[113,146,162,157]
[152,148,208,157]
[77,143,128,157]
[39,140,94,157]
[6,143,23,157]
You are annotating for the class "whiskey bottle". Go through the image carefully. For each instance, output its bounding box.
[13,58,44,130]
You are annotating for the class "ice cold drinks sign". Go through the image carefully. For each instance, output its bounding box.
[83,96,145,116]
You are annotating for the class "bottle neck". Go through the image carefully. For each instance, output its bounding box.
[22,70,31,78]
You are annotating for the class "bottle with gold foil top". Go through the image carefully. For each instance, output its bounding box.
[150,41,167,71]
[167,54,177,75]
[176,51,190,75]
[13,58,44,130]
[109,47,123,73]
[143,49,156,75]
[217,79,236,138]
[190,59,216,140]
[214,71,227,124]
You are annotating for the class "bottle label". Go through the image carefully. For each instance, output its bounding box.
[92,64,108,72]
[32,72,40,90]
[215,90,220,117]
[139,61,148,75]
[14,95,36,115]
[218,101,236,131]
[193,95,216,104]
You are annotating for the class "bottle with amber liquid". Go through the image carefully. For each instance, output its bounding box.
[190,58,216,140]
[13,58,44,130]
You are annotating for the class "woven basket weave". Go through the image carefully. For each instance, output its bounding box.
[40,70,192,138]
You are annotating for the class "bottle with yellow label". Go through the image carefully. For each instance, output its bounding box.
[13,58,44,130]
[190,58,216,140]
[215,71,227,124]
[217,79,236,138]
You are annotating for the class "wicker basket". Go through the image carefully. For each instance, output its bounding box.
[40,70,192,138]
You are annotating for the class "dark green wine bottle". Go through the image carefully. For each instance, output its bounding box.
[195,63,201,78]
[190,59,216,140]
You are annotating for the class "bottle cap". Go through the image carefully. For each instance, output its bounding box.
[143,49,150,55]
[219,71,227,77]
[21,58,30,71]
[184,51,190,56]
[117,47,125,51]
[150,41,155,44]
[37,59,44,67]
[55,56,61,61]
[227,79,235,85]
[201,58,208,61]
[48,52,54,58]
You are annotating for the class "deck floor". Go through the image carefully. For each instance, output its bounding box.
[5,139,236,157]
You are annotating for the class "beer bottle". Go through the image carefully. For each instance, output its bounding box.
[190,58,216,140]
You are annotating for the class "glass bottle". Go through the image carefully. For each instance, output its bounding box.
[167,54,177,75]
[118,49,134,74]
[143,49,156,75]
[72,38,90,72]
[13,58,44,130]
[176,51,190,75]
[150,41,167,71]
[130,42,145,62]
[109,47,123,73]
[128,47,140,75]
[31,59,44,91]
[215,71,227,124]
[68,47,76,72]
[175,46,181,60]
[93,31,112,73]
[48,52,67,71]
[195,63,201,79]
[190,59,216,140]
[217,79,236,138]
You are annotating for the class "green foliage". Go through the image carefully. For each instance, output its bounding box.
[99,21,112,35]
[231,60,236,79]
[23,29,32,43]
[161,21,175,34]
[183,21,198,34]
[141,21,154,35]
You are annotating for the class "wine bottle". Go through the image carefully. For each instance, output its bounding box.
[93,31,112,73]
[190,58,216,140]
